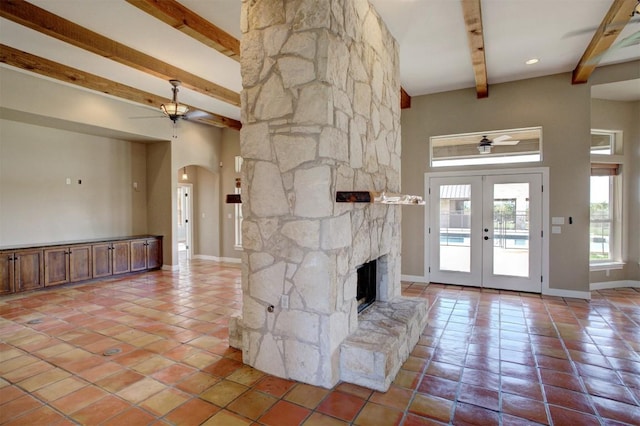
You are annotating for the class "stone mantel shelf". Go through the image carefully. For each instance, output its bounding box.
[335,191,425,205]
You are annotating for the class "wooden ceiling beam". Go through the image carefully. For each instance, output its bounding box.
[572,0,638,84]
[0,0,240,107]
[125,0,240,61]
[126,0,415,109]
[0,44,242,130]
[461,0,489,98]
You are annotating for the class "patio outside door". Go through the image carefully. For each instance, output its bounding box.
[428,173,542,293]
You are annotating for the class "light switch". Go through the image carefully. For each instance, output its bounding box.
[66,178,71,185]
[552,217,565,225]
[552,226,562,234]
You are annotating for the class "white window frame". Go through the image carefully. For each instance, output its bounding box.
[589,130,624,271]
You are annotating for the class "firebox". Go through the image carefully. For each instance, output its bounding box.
[356,259,377,313]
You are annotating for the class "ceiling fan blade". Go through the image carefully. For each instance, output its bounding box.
[586,30,640,64]
[493,140,520,145]
[563,18,640,38]
[184,110,210,120]
[492,135,512,143]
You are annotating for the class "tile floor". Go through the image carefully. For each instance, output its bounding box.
[1,259,639,425]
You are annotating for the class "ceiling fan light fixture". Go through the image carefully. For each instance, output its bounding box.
[477,135,492,154]
[160,80,189,122]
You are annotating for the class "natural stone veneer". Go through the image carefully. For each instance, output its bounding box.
[237,0,425,390]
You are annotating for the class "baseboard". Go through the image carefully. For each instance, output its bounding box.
[401,274,428,284]
[590,280,640,291]
[542,288,591,300]
[193,254,241,264]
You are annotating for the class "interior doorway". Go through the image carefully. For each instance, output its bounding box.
[177,184,193,260]
[426,169,547,293]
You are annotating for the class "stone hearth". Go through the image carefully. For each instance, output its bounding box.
[233,0,427,391]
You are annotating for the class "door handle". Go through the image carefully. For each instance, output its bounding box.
[484,236,490,240]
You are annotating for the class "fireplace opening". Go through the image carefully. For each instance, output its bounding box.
[357,260,377,313]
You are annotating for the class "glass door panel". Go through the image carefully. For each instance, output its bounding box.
[492,183,530,278]
[439,184,471,273]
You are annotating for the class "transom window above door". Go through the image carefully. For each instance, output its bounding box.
[430,127,542,168]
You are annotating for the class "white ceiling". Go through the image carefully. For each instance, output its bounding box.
[1,0,639,124]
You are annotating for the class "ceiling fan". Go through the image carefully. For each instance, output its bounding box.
[477,135,520,154]
[157,79,211,137]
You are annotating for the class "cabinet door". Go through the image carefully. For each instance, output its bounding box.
[146,238,162,270]
[15,250,44,291]
[0,252,15,295]
[70,245,92,282]
[92,243,112,278]
[112,242,131,275]
[130,240,148,272]
[44,247,69,287]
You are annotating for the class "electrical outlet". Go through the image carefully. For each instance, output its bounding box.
[280,295,289,309]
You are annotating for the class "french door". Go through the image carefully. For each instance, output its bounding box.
[428,173,543,292]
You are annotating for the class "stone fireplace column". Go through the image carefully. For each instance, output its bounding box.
[237,0,403,388]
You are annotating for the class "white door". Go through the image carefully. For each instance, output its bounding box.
[428,173,542,292]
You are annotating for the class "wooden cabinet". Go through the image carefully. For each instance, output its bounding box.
[0,249,44,294]
[131,238,162,272]
[92,241,130,278]
[44,245,92,286]
[1,236,161,295]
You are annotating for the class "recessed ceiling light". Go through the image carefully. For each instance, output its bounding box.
[525,58,539,65]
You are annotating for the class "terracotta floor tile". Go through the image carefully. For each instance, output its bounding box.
[501,375,544,401]
[548,405,601,426]
[408,393,453,423]
[227,389,278,420]
[0,385,28,404]
[69,395,131,424]
[457,383,499,411]
[302,411,350,426]
[317,391,366,422]
[116,377,166,403]
[335,382,373,400]
[425,361,463,381]
[369,385,413,411]
[452,401,500,426]
[200,409,253,426]
[256,400,310,425]
[183,350,222,369]
[583,376,637,405]
[34,376,86,402]
[200,379,248,407]
[17,368,70,392]
[254,375,296,397]
[502,393,549,425]
[402,413,447,426]
[591,395,640,425]
[284,383,331,409]
[101,407,157,426]
[539,368,584,392]
[175,371,221,394]
[353,401,403,426]
[50,385,108,414]
[3,359,54,382]
[393,369,420,389]
[96,369,145,392]
[140,387,190,416]
[130,354,175,375]
[202,357,243,378]
[0,394,42,423]
[165,397,221,426]
[2,405,69,426]
[417,375,458,400]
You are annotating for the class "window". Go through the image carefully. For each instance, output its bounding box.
[589,130,622,268]
[430,127,542,168]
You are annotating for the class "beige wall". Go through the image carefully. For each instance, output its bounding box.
[1,68,231,268]
[402,73,592,294]
[220,128,241,260]
[0,119,148,246]
[590,98,640,282]
[194,166,221,258]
